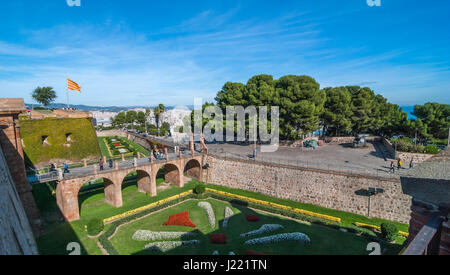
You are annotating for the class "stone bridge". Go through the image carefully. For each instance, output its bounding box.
[55,152,205,222]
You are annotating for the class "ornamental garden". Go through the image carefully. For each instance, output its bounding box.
[33,172,408,255]
[98,136,150,159]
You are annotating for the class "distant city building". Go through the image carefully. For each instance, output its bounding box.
[160,108,191,128]
[90,111,118,127]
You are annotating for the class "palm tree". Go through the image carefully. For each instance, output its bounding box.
[154,104,165,130]
[31,87,57,107]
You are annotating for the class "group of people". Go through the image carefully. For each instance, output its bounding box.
[389,158,415,173]
[153,148,166,160]
[49,162,70,175]
[99,157,114,170]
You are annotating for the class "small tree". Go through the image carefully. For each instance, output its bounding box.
[380,223,398,242]
[32,87,57,107]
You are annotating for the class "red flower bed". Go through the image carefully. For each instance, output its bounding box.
[246,214,259,222]
[162,211,196,228]
[210,233,227,244]
[245,250,268,255]
[114,143,121,146]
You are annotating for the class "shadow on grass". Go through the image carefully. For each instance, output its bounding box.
[32,182,87,255]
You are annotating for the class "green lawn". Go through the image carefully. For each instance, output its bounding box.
[34,176,198,255]
[33,177,407,255]
[109,199,399,255]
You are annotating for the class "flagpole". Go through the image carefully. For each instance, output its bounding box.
[67,88,69,109]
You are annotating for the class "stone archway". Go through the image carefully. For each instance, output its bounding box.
[158,163,182,187]
[103,177,122,207]
[134,169,156,196]
[184,159,202,180]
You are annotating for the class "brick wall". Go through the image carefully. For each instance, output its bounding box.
[0,143,38,254]
[205,155,412,223]
[0,112,40,234]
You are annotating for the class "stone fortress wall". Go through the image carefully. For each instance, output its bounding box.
[0,140,38,255]
[205,155,412,223]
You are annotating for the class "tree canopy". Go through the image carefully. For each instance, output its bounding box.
[32,86,57,107]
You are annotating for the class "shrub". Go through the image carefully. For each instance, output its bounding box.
[246,214,259,222]
[380,223,398,242]
[194,184,206,195]
[87,218,104,236]
[210,233,227,244]
[425,144,439,154]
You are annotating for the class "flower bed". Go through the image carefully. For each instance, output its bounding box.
[244,232,310,246]
[210,233,227,244]
[197,201,216,228]
[246,214,259,222]
[206,188,341,223]
[103,190,193,224]
[162,211,196,228]
[240,224,284,238]
[222,206,234,228]
[132,230,197,241]
[144,240,200,252]
[354,222,409,238]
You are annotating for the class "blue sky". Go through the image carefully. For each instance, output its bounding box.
[1,0,449,107]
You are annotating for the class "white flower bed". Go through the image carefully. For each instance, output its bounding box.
[144,240,200,252]
[240,224,284,238]
[244,233,310,246]
[197,201,216,228]
[132,230,196,241]
[222,207,234,228]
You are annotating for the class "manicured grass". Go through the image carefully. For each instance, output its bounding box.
[109,199,398,255]
[34,175,197,255]
[204,182,409,233]
[34,177,407,255]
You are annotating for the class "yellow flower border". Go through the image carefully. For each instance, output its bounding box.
[206,188,342,223]
[354,222,409,238]
[103,190,193,224]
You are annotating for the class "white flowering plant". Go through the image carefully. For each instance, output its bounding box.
[144,240,200,252]
[240,224,284,238]
[222,206,234,228]
[244,232,310,246]
[197,201,216,228]
[132,230,196,241]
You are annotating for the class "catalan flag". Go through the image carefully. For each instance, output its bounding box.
[67,78,81,92]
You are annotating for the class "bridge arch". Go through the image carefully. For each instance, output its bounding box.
[153,162,183,187]
[120,168,156,197]
[184,159,202,180]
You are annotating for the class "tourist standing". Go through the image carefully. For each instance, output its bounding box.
[109,157,113,168]
[63,163,69,174]
[99,158,104,171]
[397,159,402,170]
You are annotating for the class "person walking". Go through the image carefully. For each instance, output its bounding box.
[63,163,69,174]
[99,158,104,171]
[109,157,113,169]
[397,159,402,170]
[389,161,395,173]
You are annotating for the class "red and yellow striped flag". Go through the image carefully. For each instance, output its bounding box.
[67,78,81,92]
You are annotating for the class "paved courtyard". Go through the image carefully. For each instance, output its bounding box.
[207,141,410,179]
